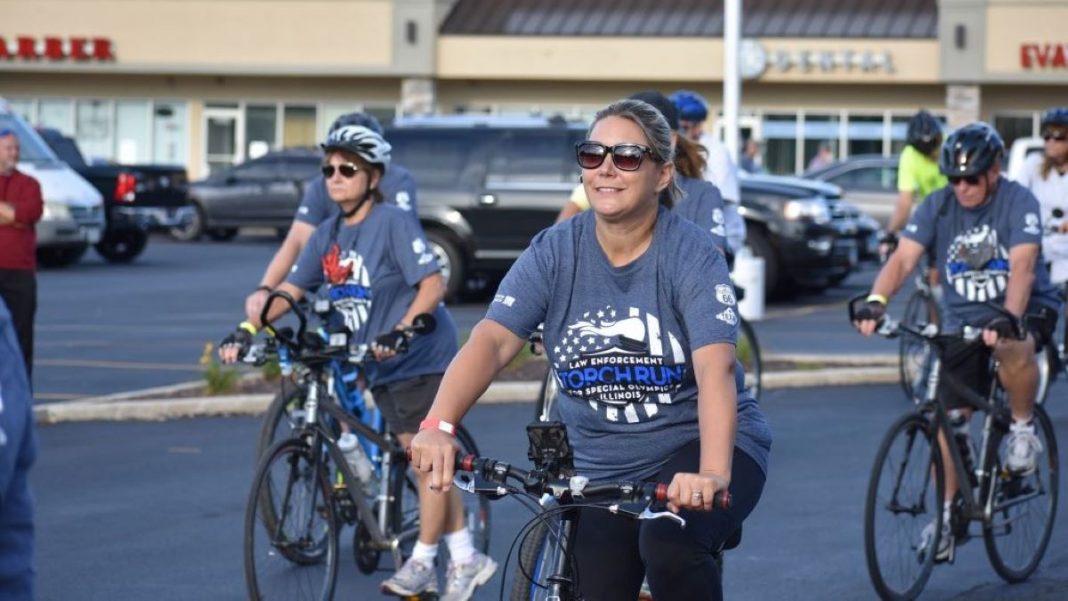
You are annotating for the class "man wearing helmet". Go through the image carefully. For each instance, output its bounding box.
[854,122,1062,562]
[244,112,420,324]
[221,125,497,600]
[888,110,948,236]
[669,90,746,256]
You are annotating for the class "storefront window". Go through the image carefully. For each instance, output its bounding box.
[152,102,188,166]
[889,115,910,155]
[803,114,840,172]
[283,105,316,147]
[365,105,397,128]
[847,115,884,158]
[115,100,151,164]
[245,104,277,160]
[993,114,1035,156]
[38,99,74,135]
[762,114,797,176]
[76,99,114,163]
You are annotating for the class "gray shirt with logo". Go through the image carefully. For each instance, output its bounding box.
[288,204,457,387]
[294,163,419,226]
[486,207,771,481]
[903,176,1061,329]
[673,175,727,254]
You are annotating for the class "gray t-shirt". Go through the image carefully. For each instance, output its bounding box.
[486,207,771,481]
[903,176,1061,329]
[673,175,727,254]
[294,163,419,226]
[288,204,457,387]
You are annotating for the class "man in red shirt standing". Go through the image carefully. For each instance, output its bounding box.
[0,128,44,379]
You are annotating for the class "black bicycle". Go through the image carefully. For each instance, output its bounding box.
[241,292,491,601]
[450,421,731,601]
[851,296,1059,601]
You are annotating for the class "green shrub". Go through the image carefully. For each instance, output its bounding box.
[199,342,239,395]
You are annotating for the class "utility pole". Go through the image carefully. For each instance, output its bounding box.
[723,0,740,162]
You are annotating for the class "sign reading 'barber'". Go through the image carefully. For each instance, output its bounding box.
[0,36,115,62]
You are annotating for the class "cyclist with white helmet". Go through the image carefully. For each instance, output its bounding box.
[669,91,745,257]
[221,125,496,601]
[244,112,420,324]
[1018,108,1068,285]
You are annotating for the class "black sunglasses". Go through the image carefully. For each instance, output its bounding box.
[321,163,360,178]
[575,142,656,171]
[1043,132,1068,142]
[948,175,981,186]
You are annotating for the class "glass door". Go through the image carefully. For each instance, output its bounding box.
[203,106,243,176]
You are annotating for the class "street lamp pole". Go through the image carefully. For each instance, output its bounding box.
[723,0,741,162]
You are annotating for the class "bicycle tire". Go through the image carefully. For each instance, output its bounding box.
[535,367,559,423]
[256,384,307,458]
[245,438,339,601]
[983,405,1059,583]
[864,412,944,601]
[738,317,762,401]
[508,515,564,601]
[898,291,937,402]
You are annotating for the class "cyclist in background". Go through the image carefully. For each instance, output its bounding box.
[220,125,495,601]
[1017,107,1068,286]
[244,112,420,325]
[670,90,746,256]
[412,98,770,601]
[556,91,728,255]
[854,122,1061,561]
[885,110,948,273]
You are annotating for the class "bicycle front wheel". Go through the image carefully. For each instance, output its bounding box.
[983,405,1059,582]
[864,412,944,601]
[737,317,762,400]
[245,438,339,601]
[509,514,565,601]
[256,384,308,458]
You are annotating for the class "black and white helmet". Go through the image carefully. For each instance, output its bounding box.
[321,125,391,170]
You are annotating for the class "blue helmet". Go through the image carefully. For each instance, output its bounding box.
[669,90,710,122]
[939,122,1004,177]
[1040,107,1068,131]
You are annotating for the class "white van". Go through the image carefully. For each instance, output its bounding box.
[1006,136,1044,182]
[0,99,104,267]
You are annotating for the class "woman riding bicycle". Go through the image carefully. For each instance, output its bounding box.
[853,122,1061,561]
[411,98,771,601]
[1018,107,1068,301]
[219,125,496,600]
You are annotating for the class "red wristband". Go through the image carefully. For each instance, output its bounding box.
[419,418,456,436]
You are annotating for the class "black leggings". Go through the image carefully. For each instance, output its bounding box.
[571,442,766,601]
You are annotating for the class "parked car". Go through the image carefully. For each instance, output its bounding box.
[0,99,105,268]
[804,154,899,228]
[1006,137,1044,182]
[386,115,868,300]
[173,148,320,241]
[37,127,190,263]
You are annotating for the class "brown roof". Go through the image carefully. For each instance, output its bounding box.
[441,0,937,38]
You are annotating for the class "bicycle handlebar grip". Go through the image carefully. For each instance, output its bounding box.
[653,484,730,510]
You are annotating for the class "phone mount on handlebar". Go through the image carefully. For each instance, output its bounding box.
[527,421,575,477]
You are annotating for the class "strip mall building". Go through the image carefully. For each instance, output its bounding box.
[2,0,1065,178]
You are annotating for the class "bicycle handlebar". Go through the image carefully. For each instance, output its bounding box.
[453,453,731,510]
[847,293,1022,342]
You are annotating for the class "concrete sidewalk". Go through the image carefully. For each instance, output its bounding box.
[34,353,900,424]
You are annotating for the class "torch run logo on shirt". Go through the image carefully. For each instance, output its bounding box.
[945,225,1009,303]
[321,243,373,333]
[551,305,687,424]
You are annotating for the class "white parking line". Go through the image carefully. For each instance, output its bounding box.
[35,358,202,372]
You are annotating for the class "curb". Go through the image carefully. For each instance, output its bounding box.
[34,367,899,424]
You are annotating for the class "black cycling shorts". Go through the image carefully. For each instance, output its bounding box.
[939,307,1058,410]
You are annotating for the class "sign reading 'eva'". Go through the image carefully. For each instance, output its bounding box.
[1020,43,1067,69]
[0,36,114,62]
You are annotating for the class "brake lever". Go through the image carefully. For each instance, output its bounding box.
[634,505,687,529]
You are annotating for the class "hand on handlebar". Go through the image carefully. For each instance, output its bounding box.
[852,300,887,336]
[372,329,409,360]
[666,472,729,514]
[409,428,461,493]
[219,328,253,364]
[981,314,1025,347]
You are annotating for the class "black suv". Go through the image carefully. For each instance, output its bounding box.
[387,116,871,300]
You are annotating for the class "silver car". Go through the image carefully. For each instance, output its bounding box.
[804,154,899,228]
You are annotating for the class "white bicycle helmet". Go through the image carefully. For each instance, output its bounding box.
[321,125,391,170]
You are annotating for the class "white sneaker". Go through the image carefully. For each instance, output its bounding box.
[1006,421,1043,475]
[441,552,498,601]
[918,519,953,563]
[381,557,438,597]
